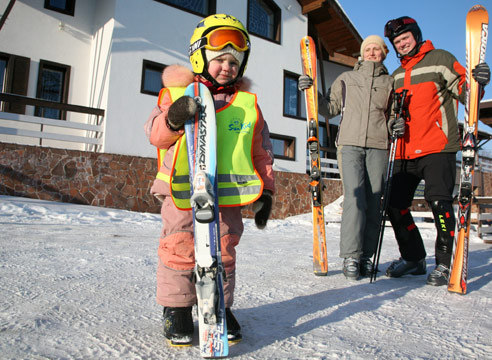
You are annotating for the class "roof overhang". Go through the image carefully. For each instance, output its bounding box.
[297,0,362,67]
[479,98,492,128]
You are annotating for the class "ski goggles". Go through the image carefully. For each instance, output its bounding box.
[384,17,417,38]
[190,27,249,55]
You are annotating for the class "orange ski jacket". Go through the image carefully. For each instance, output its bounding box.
[392,40,466,160]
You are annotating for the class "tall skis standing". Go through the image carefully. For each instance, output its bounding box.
[448,5,488,295]
[300,36,328,276]
[184,82,229,357]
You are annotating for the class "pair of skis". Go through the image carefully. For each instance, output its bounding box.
[300,36,329,276]
[448,5,488,295]
[184,82,228,357]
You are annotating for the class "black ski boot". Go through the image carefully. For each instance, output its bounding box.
[163,306,194,346]
[426,264,450,286]
[385,257,426,277]
[226,308,242,344]
[359,257,374,277]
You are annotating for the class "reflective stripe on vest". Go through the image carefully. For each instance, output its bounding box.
[156,87,187,183]
[166,90,263,209]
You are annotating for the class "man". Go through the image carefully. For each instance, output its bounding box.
[384,16,490,286]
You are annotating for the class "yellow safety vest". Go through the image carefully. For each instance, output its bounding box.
[156,87,263,210]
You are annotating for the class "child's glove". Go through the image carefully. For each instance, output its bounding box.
[388,116,405,138]
[168,96,198,130]
[472,62,490,86]
[298,75,313,91]
[252,190,273,229]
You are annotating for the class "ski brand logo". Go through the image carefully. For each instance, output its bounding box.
[197,110,208,170]
[480,23,488,61]
[189,37,206,56]
[438,214,447,232]
[228,118,251,133]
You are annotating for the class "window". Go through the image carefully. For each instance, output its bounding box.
[248,0,281,43]
[270,133,295,160]
[44,0,75,16]
[141,60,166,96]
[35,60,70,120]
[154,0,216,17]
[0,56,6,93]
[283,71,302,118]
[0,52,30,114]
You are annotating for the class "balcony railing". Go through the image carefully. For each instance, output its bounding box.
[0,93,104,151]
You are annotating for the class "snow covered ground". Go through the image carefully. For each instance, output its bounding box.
[1,194,491,359]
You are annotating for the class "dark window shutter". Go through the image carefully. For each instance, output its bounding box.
[8,56,30,114]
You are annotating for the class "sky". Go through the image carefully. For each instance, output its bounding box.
[1,195,491,359]
[338,0,492,149]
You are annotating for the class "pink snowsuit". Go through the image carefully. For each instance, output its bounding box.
[144,65,275,307]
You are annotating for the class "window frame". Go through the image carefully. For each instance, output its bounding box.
[35,60,71,120]
[247,0,281,44]
[153,0,216,17]
[270,133,296,161]
[141,60,167,96]
[283,70,304,120]
[44,0,76,16]
[0,52,30,114]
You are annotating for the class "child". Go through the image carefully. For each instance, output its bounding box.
[144,14,275,346]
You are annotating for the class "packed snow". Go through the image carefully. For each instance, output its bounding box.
[1,194,491,359]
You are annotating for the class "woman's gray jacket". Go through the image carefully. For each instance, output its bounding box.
[319,60,393,149]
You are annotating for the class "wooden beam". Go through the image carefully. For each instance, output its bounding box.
[301,0,326,15]
[0,0,16,31]
[328,52,358,67]
[318,37,357,67]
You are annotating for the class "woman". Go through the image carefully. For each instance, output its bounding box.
[299,35,393,280]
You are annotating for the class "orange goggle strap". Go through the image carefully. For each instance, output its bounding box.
[189,27,249,56]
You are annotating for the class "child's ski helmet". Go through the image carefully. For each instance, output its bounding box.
[189,14,250,85]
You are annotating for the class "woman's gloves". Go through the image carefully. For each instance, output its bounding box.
[298,75,313,91]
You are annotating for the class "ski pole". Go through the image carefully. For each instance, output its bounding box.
[370,89,408,283]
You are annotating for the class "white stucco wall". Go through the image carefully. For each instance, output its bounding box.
[0,0,356,174]
[0,0,95,112]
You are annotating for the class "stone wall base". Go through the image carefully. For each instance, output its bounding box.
[0,143,343,219]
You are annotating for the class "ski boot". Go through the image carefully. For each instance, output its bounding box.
[163,307,194,347]
[226,308,242,344]
[385,257,426,277]
[359,257,374,277]
[343,257,360,280]
[426,264,450,286]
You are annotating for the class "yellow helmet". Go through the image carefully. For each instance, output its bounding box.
[189,14,250,85]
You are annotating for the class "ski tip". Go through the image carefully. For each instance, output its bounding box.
[469,4,487,12]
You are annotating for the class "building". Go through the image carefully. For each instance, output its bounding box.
[1,0,365,216]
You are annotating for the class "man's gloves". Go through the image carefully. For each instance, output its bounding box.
[168,96,198,130]
[298,75,313,91]
[252,190,273,229]
[388,116,405,138]
[472,62,490,86]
